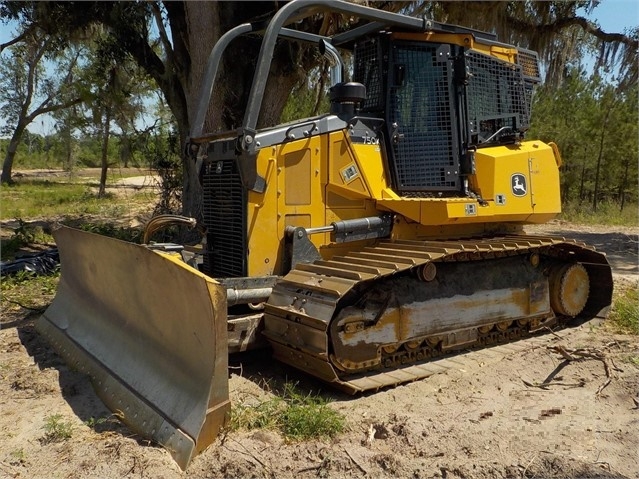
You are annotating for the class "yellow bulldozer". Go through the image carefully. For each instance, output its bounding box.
[37,0,613,470]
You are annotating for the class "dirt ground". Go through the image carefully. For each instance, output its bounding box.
[1,208,637,478]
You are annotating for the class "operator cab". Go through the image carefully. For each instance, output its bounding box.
[351,33,540,196]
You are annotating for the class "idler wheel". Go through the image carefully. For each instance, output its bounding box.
[549,263,590,317]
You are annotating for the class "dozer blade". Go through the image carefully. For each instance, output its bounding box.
[37,225,230,470]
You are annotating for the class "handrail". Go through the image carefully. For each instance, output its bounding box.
[191,23,255,139]
[191,0,510,144]
[240,0,426,146]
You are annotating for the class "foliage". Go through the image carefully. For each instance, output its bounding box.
[73,222,142,243]
[1,270,58,310]
[86,30,156,196]
[278,383,346,440]
[230,382,345,440]
[1,270,59,318]
[0,175,153,221]
[83,414,123,433]
[0,31,78,135]
[281,66,331,123]
[607,286,639,335]
[528,68,638,212]
[559,199,638,226]
[8,448,26,465]
[231,395,284,432]
[147,119,183,216]
[0,26,86,183]
[84,416,108,429]
[0,251,60,317]
[41,414,74,444]
[0,219,54,260]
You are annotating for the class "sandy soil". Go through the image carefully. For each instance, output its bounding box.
[1,221,637,479]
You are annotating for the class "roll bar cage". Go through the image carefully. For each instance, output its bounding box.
[190,0,502,144]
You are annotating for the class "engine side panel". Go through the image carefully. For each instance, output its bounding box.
[241,127,563,278]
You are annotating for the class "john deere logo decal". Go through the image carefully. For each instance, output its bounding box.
[511,173,527,197]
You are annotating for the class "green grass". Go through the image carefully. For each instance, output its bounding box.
[41,414,74,443]
[559,199,638,226]
[230,382,345,440]
[83,415,122,433]
[73,222,143,242]
[0,179,152,220]
[1,271,60,315]
[607,286,639,335]
[0,220,55,260]
[623,355,639,367]
[9,448,26,465]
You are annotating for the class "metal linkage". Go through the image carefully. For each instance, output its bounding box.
[284,215,393,271]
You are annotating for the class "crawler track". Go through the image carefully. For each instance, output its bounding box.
[263,235,612,394]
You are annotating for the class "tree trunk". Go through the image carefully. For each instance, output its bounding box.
[120,134,131,168]
[619,158,629,211]
[144,3,320,218]
[578,165,586,202]
[64,128,74,172]
[99,108,111,198]
[593,105,613,212]
[1,122,28,184]
[148,3,217,219]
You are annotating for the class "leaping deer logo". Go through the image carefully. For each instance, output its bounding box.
[511,174,527,197]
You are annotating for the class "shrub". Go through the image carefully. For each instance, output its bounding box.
[230,382,345,440]
[41,414,74,443]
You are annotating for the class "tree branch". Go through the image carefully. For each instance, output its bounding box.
[149,1,177,69]
[105,19,168,96]
[0,24,39,53]
[560,16,636,48]
[25,97,83,123]
[20,33,53,123]
[506,14,638,51]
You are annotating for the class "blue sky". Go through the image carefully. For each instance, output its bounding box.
[589,0,638,32]
[0,1,637,136]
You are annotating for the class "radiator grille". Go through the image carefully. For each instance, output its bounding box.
[388,44,459,191]
[466,50,530,142]
[201,158,246,278]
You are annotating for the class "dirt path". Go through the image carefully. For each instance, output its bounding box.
[1,222,637,479]
[525,221,638,279]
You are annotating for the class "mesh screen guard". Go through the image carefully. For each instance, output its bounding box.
[465,50,531,143]
[354,37,534,195]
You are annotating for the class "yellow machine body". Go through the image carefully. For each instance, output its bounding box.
[246,135,563,277]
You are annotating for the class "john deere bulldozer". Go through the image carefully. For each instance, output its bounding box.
[37,0,613,470]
